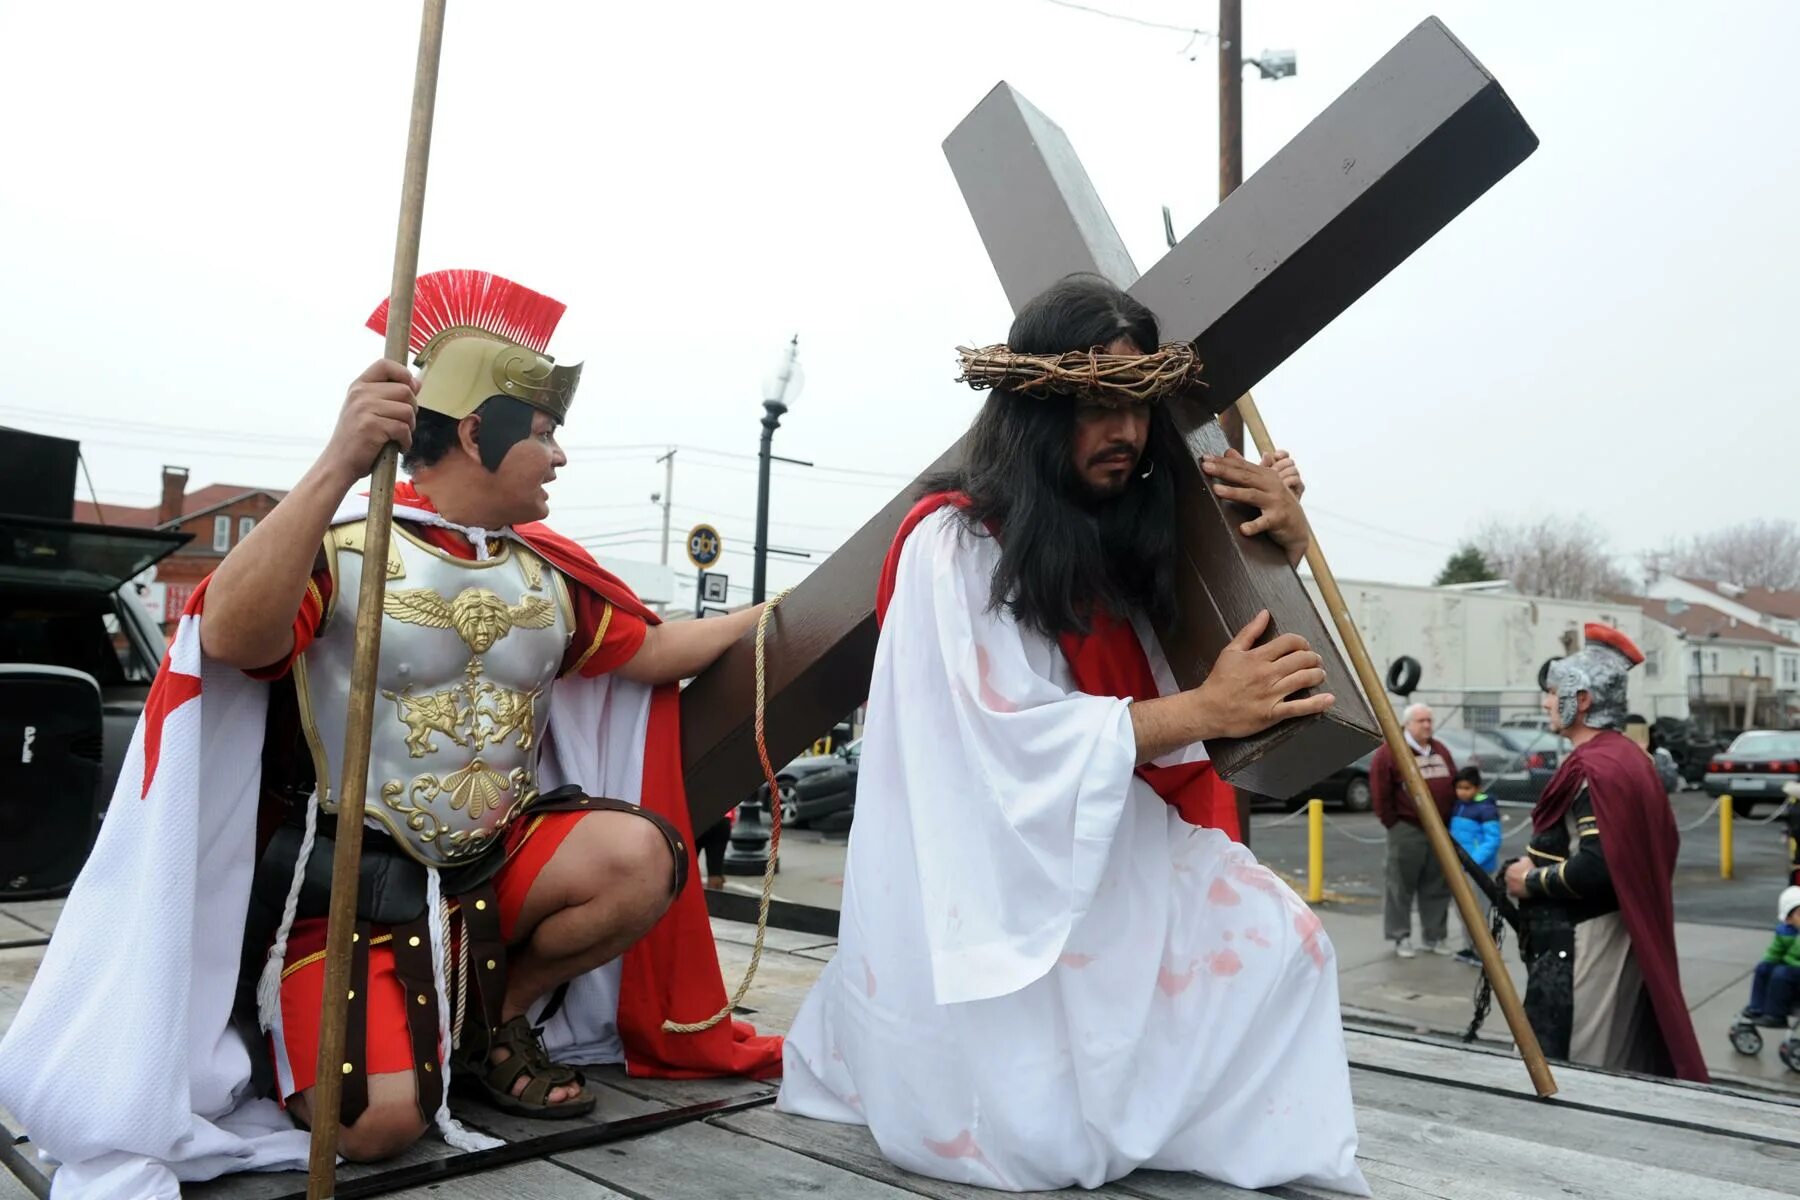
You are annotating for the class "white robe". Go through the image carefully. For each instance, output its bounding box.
[778,510,1367,1194]
[0,501,658,1199]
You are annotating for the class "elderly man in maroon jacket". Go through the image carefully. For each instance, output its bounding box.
[1371,703,1458,958]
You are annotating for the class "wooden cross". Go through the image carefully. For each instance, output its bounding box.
[679,17,1537,825]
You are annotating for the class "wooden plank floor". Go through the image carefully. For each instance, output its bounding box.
[5,907,1800,1199]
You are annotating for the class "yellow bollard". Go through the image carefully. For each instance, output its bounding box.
[1307,798,1325,903]
[1720,795,1734,881]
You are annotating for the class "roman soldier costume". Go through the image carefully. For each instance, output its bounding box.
[0,272,779,1197]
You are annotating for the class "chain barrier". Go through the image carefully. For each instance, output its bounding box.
[1258,807,1308,828]
[1677,796,1722,833]
[1743,798,1796,826]
[1321,814,1389,845]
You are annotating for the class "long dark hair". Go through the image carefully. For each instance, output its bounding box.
[923,274,1181,638]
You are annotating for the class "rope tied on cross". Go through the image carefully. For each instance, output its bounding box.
[955,341,1207,406]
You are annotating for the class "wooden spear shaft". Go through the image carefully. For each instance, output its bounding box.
[307,2,447,1193]
[1233,392,1559,1099]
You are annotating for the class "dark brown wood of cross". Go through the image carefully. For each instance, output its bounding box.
[678,17,1537,828]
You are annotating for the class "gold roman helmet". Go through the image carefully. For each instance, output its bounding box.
[366,269,582,424]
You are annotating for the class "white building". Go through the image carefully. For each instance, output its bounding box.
[1630,591,1798,733]
[1299,577,1647,728]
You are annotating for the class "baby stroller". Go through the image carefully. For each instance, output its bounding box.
[1728,1004,1800,1072]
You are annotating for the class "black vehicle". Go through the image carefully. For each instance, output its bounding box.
[1478,726,1573,805]
[1703,731,1800,816]
[1305,749,1377,812]
[1303,725,1568,814]
[750,739,862,832]
[1,513,183,896]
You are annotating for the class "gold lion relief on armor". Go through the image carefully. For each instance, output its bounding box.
[383,586,556,653]
[382,672,541,758]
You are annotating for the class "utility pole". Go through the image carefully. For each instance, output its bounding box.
[655,447,676,565]
[1217,0,1246,454]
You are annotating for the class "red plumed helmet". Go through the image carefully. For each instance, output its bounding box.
[367,269,566,358]
[1583,622,1644,666]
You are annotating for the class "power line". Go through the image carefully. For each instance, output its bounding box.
[1037,0,1214,39]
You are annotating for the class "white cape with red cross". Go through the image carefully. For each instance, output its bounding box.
[0,498,673,1199]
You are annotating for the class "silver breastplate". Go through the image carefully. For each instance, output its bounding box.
[296,520,573,867]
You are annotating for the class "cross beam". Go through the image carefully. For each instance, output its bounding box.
[679,17,1536,825]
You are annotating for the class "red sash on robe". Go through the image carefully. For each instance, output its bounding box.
[878,492,1239,841]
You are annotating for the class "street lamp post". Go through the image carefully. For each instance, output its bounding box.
[754,335,803,604]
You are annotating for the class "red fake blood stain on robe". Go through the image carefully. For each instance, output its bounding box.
[1294,908,1327,970]
[1208,877,1242,906]
[973,645,1019,713]
[1157,959,1198,996]
[1206,948,1244,977]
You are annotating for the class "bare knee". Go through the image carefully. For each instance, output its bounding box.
[291,1071,428,1164]
[338,1098,430,1162]
[590,811,678,918]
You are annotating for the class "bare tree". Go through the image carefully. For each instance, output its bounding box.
[1474,516,1633,600]
[1650,519,1800,591]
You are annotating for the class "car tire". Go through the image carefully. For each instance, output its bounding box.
[1732,795,1760,819]
[1386,656,1422,697]
[777,779,803,828]
[1343,776,1373,813]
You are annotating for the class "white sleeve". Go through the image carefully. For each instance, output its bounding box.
[868,510,1140,1004]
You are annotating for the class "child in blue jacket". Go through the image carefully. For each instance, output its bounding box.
[1742,885,1800,1027]
[1450,766,1502,966]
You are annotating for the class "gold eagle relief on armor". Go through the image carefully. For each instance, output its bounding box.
[372,583,559,861]
[384,585,557,653]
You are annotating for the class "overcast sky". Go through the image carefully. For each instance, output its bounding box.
[2,0,1794,608]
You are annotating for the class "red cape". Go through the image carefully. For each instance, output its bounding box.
[878,493,1238,839]
[1535,731,1708,1082]
[392,486,782,1079]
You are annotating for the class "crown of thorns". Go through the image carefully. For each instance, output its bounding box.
[954,342,1205,406]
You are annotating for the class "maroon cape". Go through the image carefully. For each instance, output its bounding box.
[876,492,1239,839]
[1534,730,1708,1082]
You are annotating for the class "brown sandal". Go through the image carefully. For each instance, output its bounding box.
[455,1015,597,1120]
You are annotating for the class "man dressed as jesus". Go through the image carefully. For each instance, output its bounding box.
[778,274,1365,1193]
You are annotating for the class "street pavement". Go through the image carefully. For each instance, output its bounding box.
[1250,788,1793,930]
[733,798,1800,1093]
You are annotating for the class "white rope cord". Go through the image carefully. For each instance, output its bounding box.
[1322,815,1390,846]
[662,588,793,1034]
[255,795,321,1032]
[426,869,501,1151]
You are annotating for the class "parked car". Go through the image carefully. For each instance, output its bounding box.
[748,738,862,832]
[1,513,182,895]
[1303,749,1377,812]
[1703,731,1800,816]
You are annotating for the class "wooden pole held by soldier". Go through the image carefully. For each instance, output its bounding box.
[307,2,447,1193]
[1234,390,1558,1099]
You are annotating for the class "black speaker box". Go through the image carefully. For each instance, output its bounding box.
[0,428,79,521]
[0,664,104,899]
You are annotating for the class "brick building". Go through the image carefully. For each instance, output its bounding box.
[76,466,287,629]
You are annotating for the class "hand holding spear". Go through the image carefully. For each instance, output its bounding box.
[307,2,448,1193]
